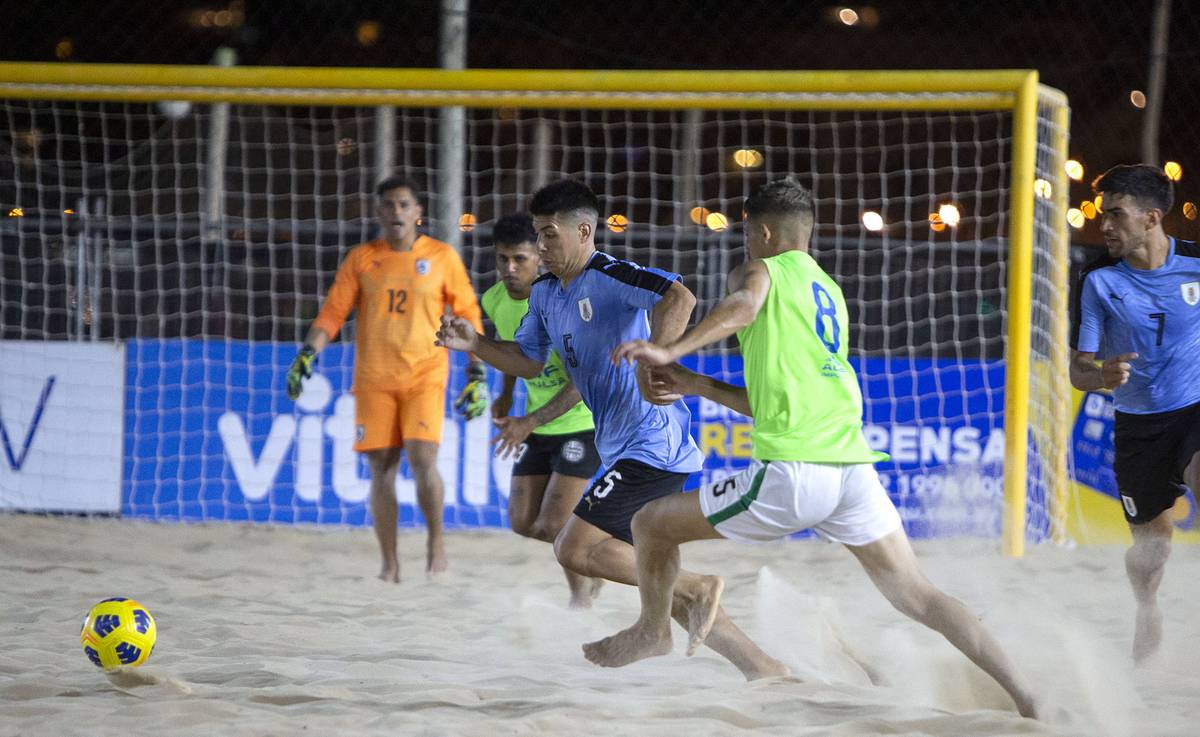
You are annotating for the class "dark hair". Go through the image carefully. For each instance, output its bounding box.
[529,179,599,223]
[1091,164,1173,214]
[375,175,423,200]
[492,213,537,247]
[744,178,815,222]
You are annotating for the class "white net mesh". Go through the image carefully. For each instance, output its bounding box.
[0,84,1069,541]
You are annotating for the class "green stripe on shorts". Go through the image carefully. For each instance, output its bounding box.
[705,462,770,526]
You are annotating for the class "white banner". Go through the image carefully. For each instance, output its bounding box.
[0,341,125,512]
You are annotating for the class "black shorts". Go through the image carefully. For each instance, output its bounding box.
[512,429,602,479]
[1113,401,1200,524]
[573,458,690,544]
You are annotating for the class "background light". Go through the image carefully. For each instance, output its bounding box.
[1080,201,1098,220]
[458,213,477,232]
[1034,178,1053,199]
[1183,202,1197,221]
[1065,160,1084,181]
[732,149,764,168]
[937,203,961,227]
[928,212,946,232]
[838,7,860,25]
[705,212,729,231]
[606,214,629,232]
[1164,161,1183,181]
[861,211,884,231]
[689,206,710,225]
[1130,90,1146,109]
[1067,208,1085,228]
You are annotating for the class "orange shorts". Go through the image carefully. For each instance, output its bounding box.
[353,385,445,452]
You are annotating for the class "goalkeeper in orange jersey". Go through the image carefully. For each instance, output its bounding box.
[286,175,485,582]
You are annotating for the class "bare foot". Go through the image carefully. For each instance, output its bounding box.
[743,657,792,681]
[582,621,672,667]
[378,562,400,583]
[1133,604,1163,664]
[1013,691,1040,720]
[683,575,724,656]
[568,578,605,610]
[425,536,448,576]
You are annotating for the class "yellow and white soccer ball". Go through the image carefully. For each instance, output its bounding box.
[80,598,156,670]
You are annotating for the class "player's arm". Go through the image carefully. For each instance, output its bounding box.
[493,381,584,459]
[1068,272,1137,392]
[653,362,752,417]
[613,260,770,367]
[492,373,518,420]
[288,253,359,399]
[1069,349,1138,391]
[436,316,546,379]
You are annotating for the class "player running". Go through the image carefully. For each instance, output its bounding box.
[437,180,787,680]
[586,178,1037,718]
[1069,163,1200,663]
[287,175,485,582]
[481,213,604,608]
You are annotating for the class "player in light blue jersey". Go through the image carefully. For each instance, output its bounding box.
[1070,163,1200,662]
[437,180,787,680]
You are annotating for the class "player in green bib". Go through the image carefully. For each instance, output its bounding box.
[481,214,603,608]
[584,179,1037,718]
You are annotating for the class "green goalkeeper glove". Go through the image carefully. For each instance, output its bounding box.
[454,362,489,420]
[286,345,316,401]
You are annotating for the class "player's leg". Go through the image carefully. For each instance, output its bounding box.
[1112,406,1196,662]
[406,439,446,574]
[366,447,404,582]
[562,460,787,679]
[508,474,550,538]
[581,491,723,667]
[355,390,405,582]
[1126,512,1173,662]
[846,528,1037,718]
[537,432,605,608]
[400,385,449,574]
[538,472,602,607]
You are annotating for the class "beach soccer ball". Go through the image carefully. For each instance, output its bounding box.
[80,598,156,670]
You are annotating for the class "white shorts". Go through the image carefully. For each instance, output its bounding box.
[698,460,901,546]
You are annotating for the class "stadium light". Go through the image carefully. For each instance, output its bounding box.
[937,203,961,227]
[1164,161,1183,181]
[1065,159,1084,181]
[1034,178,1052,199]
[1067,208,1085,228]
[1080,201,1098,220]
[607,214,629,232]
[732,149,764,168]
[1184,202,1198,221]
[458,213,477,232]
[838,7,860,25]
[928,212,946,232]
[8,208,23,217]
[357,21,381,46]
[861,211,884,231]
[706,212,729,231]
[689,206,710,225]
[1130,90,1146,109]
[1094,194,1103,212]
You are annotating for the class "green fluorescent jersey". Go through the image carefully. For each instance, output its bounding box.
[735,250,887,463]
[481,281,594,436]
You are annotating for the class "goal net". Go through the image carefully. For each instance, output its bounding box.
[0,66,1069,552]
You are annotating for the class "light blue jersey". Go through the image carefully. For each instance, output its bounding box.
[1072,238,1200,414]
[514,251,703,473]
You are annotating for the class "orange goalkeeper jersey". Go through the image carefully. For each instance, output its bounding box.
[311,236,483,391]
